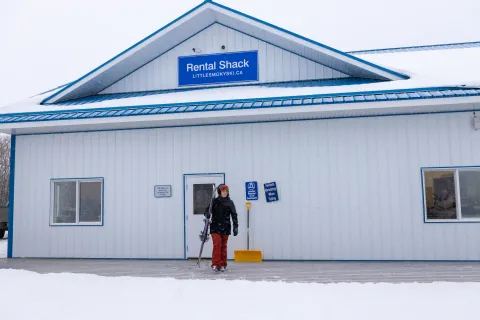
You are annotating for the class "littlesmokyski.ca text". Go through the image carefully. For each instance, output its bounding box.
[191,70,244,78]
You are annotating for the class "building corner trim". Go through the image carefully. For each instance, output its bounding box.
[7,135,15,258]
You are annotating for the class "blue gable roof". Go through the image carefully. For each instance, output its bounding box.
[41,0,408,105]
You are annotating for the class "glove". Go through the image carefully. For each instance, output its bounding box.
[204,212,211,219]
[233,227,238,236]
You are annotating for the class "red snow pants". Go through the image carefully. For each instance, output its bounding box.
[211,233,229,268]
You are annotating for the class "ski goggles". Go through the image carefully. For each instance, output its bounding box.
[219,185,229,192]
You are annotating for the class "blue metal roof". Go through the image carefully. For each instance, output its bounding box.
[55,78,382,106]
[2,87,480,125]
[349,41,480,55]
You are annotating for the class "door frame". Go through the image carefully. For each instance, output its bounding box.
[183,173,225,259]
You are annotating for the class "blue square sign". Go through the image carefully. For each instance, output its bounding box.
[264,182,279,202]
[245,181,258,200]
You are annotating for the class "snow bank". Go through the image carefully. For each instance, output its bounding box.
[1,269,479,320]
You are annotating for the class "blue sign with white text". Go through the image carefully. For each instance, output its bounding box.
[178,51,259,86]
[264,182,279,203]
[245,181,258,201]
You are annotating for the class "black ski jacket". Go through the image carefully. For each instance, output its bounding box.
[208,196,238,235]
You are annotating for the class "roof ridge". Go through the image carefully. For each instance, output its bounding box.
[349,41,480,55]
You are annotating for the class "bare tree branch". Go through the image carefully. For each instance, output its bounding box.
[0,135,11,207]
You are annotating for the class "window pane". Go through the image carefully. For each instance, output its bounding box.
[79,181,102,223]
[459,170,480,219]
[193,184,215,215]
[53,181,76,223]
[424,170,457,220]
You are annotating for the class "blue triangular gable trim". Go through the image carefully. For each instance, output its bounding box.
[42,0,408,105]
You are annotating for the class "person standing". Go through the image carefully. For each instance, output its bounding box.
[205,184,238,272]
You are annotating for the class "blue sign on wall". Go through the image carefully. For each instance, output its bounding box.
[264,182,279,202]
[178,51,259,86]
[245,181,258,201]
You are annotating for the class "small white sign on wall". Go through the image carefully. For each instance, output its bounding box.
[154,185,172,198]
[473,115,480,130]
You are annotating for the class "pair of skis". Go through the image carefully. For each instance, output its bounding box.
[196,184,216,267]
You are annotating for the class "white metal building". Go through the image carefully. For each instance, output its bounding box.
[2,0,480,261]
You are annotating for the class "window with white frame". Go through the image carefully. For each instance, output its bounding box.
[423,168,480,221]
[51,178,103,225]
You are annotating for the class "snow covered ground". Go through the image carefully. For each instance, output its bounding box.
[1,269,479,320]
[0,231,7,258]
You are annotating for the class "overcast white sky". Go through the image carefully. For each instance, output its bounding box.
[1,0,479,107]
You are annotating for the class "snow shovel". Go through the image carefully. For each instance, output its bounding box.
[234,201,262,262]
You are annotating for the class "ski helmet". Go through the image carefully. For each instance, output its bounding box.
[217,184,229,195]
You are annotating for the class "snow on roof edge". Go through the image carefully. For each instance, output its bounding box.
[349,41,480,55]
[3,82,480,116]
[4,43,480,114]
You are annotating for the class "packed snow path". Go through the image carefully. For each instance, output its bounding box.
[2,259,480,283]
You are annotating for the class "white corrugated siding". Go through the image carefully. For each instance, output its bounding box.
[12,111,480,260]
[101,23,348,94]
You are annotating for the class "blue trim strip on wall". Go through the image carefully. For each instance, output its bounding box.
[41,0,407,104]
[421,166,480,224]
[5,87,480,125]
[7,135,15,258]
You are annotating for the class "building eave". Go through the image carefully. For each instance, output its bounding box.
[3,87,479,135]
